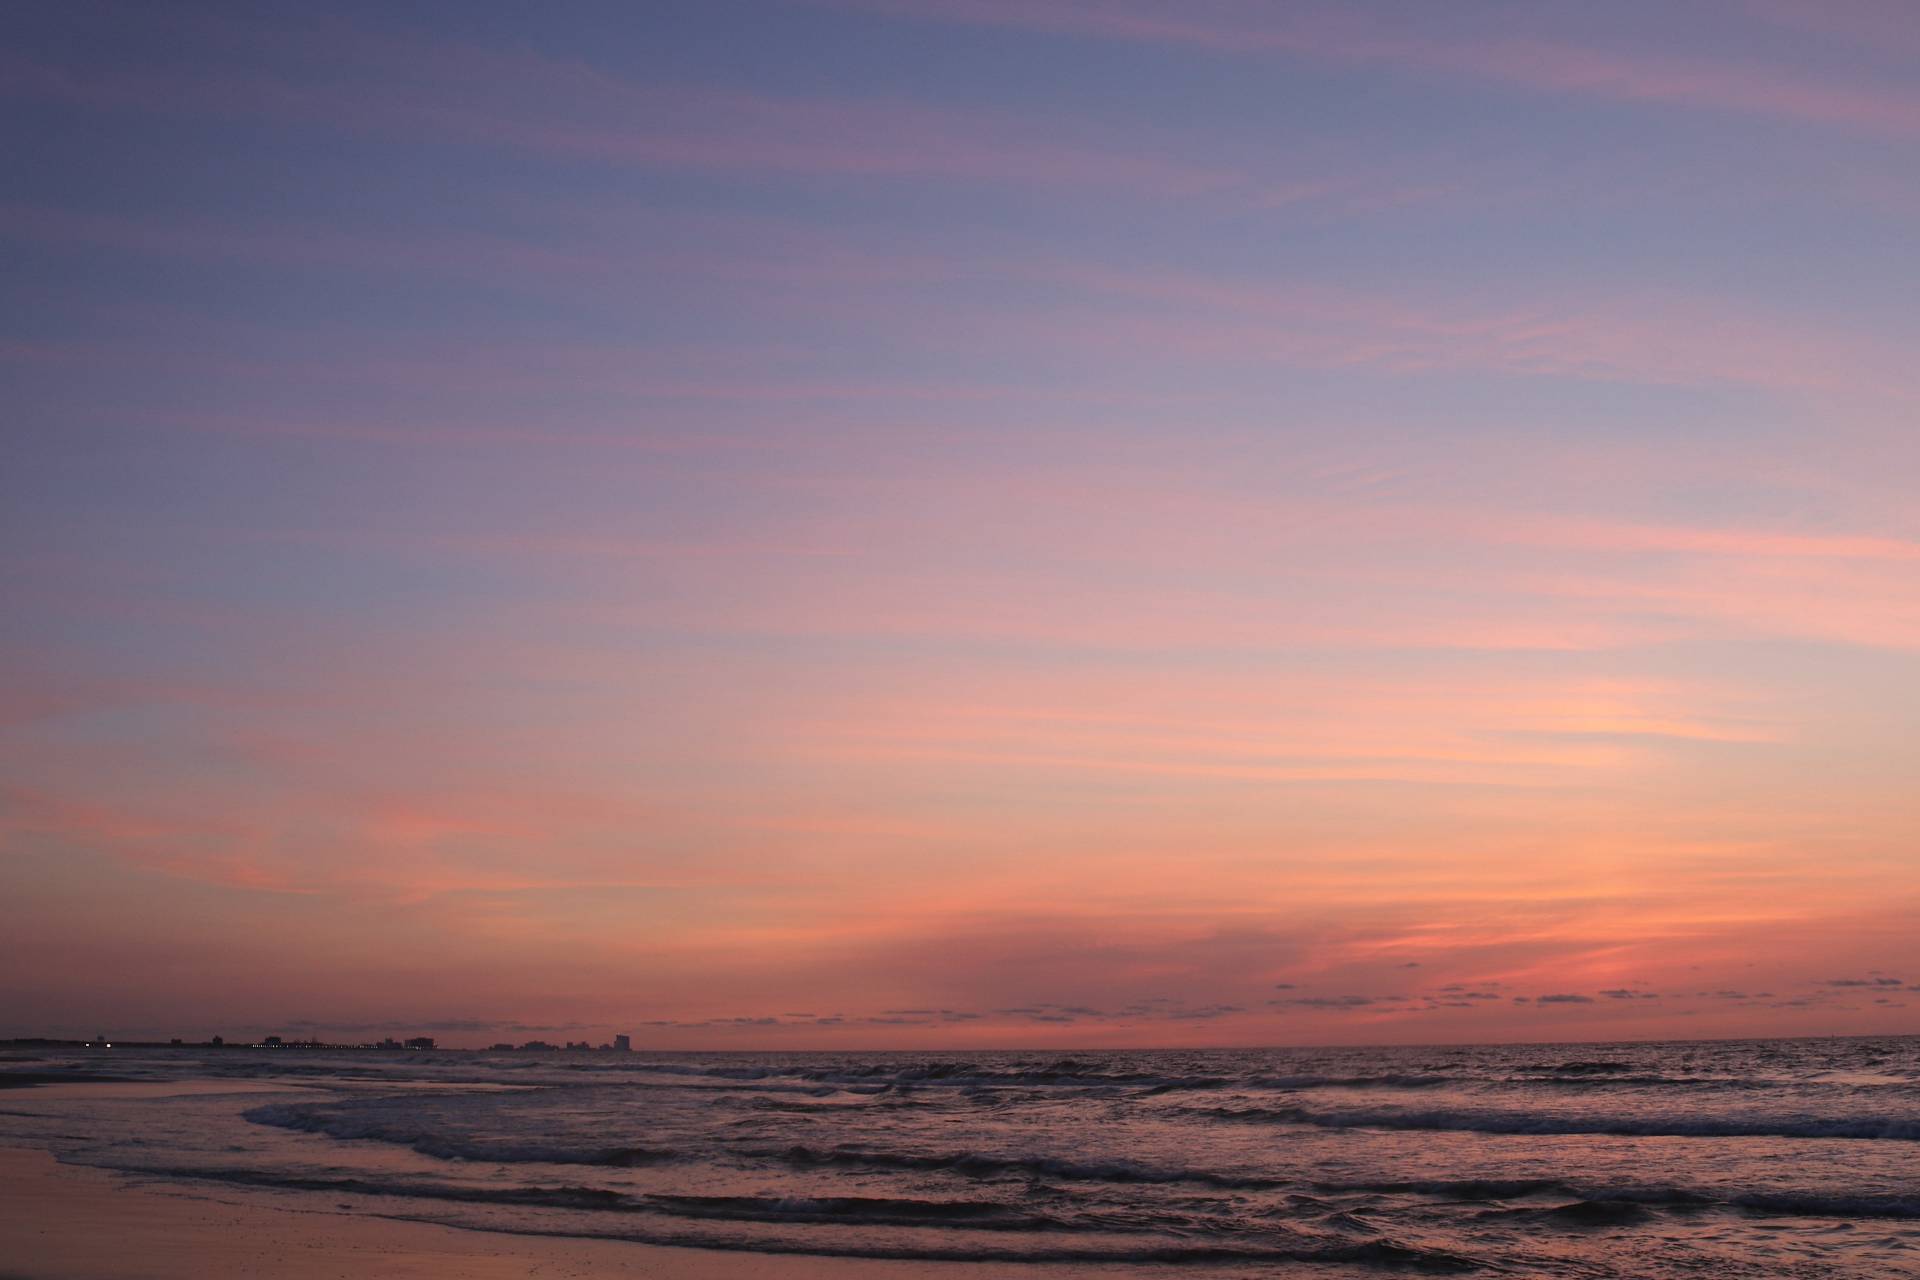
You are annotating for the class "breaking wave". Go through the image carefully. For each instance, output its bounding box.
[1189,1103,1920,1141]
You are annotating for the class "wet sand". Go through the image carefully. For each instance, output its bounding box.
[0,1145,1027,1280]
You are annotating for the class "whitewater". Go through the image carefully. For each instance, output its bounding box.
[4,1036,1918,1276]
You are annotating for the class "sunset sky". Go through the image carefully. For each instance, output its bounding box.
[3,0,1918,1048]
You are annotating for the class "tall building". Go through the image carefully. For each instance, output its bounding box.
[613,1034,631,1052]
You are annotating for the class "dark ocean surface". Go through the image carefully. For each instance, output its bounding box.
[4,1038,1918,1277]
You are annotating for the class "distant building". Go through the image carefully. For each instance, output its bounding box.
[487,1043,514,1052]
[404,1036,436,1050]
[613,1034,631,1052]
[262,1035,283,1046]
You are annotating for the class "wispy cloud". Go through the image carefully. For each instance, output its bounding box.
[0,36,1229,193]
[828,0,1920,138]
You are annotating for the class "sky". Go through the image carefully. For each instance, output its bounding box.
[2,0,1918,1049]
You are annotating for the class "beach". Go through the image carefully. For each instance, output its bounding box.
[0,1142,1022,1280]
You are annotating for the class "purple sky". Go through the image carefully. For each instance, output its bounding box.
[3,0,1918,1047]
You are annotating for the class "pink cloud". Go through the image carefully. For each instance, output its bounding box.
[16,193,1910,413]
[1017,263,1920,403]
[831,0,1920,138]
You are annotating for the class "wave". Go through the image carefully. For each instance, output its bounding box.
[632,1059,1470,1095]
[1320,1176,1589,1200]
[1322,1177,1920,1222]
[1510,1074,1765,1089]
[248,1100,1291,1187]
[128,1166,635,1211]
[129,1167,1073,1232]
[764,1142,1292,1189]
[243,1103,678,1166]
[117,1153,1920,1248]
[656,1182,1920,1231]
[1189,1103,1920,1140]
[121,1161,1481,1269]
[644,1193,1070,1232]
[1731,1192,1920,1219]
[619,1061,1913,1099]
[1496,1199,1657,1227]
[468,1056,1892,1099]
[392,1216,1486,1272]
[730,1091,932,1113]
[151,1169,1074,1234]
[1484,1191,1920,1224]
[1325,1175,1728,1206]
[1244,1073,1461,1091]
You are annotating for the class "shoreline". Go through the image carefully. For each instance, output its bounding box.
[0,1144,1032,1280]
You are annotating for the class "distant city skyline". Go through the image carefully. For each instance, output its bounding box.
[3,0,1917,1048]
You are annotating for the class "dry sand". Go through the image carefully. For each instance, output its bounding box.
[0,1144,1030,1280]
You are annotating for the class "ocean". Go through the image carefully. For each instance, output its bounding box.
[4,1037,1917,1277]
